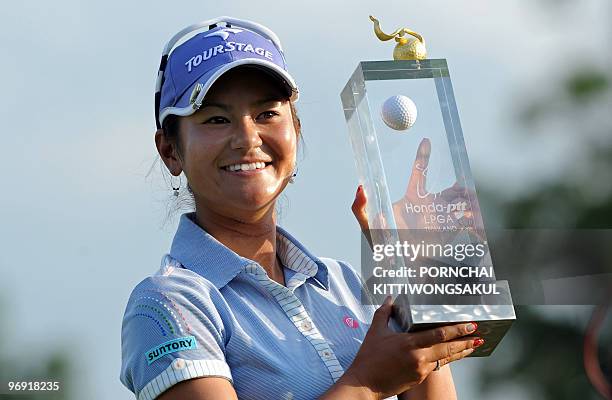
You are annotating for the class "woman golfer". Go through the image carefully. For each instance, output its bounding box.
[120,16,481,400]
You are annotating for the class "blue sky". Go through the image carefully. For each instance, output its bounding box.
[0,1,609,398]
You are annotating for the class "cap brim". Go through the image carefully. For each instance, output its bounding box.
[160,58,299,126]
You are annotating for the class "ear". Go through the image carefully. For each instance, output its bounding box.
[155,128,183,176]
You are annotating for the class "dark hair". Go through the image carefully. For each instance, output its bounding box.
[161,114,182,158]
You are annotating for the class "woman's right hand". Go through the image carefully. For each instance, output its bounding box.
[343,296,481,400]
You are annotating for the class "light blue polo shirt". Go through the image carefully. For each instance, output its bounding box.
[120,212,398,400]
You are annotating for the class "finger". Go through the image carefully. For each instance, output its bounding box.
[428,337,482,362]
[433,347,475,371]
[351,185,369,232]
[438,182,466,202]
[370,295,394,333]
[406,138,431,197]
[351,185,373,247]
[409,322,478,348]
[436,183,476,221]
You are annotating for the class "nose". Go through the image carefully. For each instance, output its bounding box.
[231,116,263,150]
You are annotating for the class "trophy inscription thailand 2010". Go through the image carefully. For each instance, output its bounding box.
[341,16,516,356]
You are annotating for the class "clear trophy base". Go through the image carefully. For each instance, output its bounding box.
[392,281,515,357]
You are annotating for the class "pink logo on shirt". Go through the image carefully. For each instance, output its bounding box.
[343,315,359,329]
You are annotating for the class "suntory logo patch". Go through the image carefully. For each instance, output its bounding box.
[145,336,197,365]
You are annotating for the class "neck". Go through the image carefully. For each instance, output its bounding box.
[194,204,285,286]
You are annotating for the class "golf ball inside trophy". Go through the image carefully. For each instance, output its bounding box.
[381,95,417,131]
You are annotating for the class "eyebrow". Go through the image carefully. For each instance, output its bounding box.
[199,97,284,111]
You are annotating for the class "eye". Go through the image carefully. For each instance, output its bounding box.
[257,110,280,121]
[203,116,229,124]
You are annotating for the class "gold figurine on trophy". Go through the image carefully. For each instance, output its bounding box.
[369,15,427,60]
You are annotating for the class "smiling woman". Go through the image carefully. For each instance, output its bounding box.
[120,16,479,400]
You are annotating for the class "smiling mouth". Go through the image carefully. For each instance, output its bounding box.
[221,162,273,172]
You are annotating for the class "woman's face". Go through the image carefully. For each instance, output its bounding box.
[175,68,297,218]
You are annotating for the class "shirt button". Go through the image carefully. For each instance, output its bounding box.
[301,321,312,331]
[172,358,186,370]
[322,350,331,359]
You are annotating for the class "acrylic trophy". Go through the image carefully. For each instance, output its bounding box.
[340,17,515,356]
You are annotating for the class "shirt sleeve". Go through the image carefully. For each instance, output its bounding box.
[120,270,233,400]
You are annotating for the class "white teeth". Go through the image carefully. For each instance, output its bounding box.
[224,162,268,172]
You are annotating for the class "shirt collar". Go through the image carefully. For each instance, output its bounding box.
[169,212,329,291]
